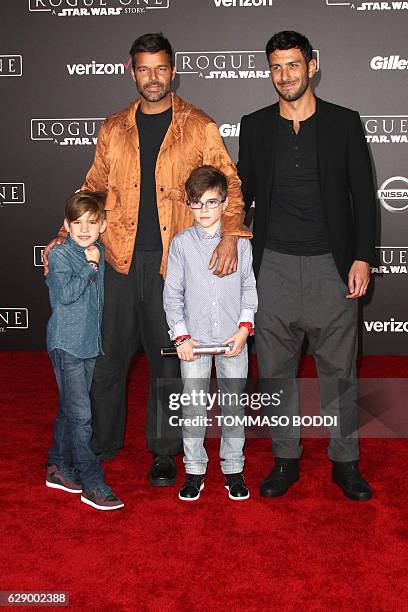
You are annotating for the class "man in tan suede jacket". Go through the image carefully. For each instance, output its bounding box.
[46,32,250,486]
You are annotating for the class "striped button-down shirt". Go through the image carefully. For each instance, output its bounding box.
[163,223,258,344]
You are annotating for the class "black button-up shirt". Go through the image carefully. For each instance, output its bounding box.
[266,113,330,256]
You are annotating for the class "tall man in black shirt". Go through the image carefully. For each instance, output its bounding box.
[238,31,376,501]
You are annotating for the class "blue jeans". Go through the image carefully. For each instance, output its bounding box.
[180,346,248,475]
[48,349,104,490]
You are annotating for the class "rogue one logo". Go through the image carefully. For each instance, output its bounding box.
[0,55,23,77]
[371,246,407,275]
[326,1,408,10]
[377,176,408,213]
[28,0,169,17]
[176,50,319,79]
[0,308,29,331]
[0,183,25,207]
[31,118,104,146]
[370,55,408,69]
[362,115,408,144]
[34,246,46,267]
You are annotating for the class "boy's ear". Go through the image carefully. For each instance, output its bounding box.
[222,197,228,211]
[63,218,70,233]
[99,219,107,234]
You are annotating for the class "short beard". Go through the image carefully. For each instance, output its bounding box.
[137,82,170,103]
[275,75,309,102]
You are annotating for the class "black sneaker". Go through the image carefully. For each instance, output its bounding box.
[81,484,124,511]
[178,474,205,501]
[332,461,372,501]
[225,473,250,500]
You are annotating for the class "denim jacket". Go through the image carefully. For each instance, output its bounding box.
[46,235,104,359]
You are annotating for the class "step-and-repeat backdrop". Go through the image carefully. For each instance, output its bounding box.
[1,0,407,353]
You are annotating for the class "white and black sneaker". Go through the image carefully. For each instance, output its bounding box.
[178,474,205,501]
[225,473,250,500]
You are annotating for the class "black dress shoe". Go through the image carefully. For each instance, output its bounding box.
[260,458,300,498]
[178,474,205,501]
[148,455,177,487]
[332,461,372,501]
[225,473,250,500]
[95,450,118,462]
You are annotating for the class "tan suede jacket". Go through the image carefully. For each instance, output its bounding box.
[79,93,251,276]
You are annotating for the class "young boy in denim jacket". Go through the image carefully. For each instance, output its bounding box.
[164,166,258,502]
[45,191,123,511]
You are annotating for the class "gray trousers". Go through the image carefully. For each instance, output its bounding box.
[180,346,248,475]
[255,249,359,462]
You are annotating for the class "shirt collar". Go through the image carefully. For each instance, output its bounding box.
[193,222,222,241]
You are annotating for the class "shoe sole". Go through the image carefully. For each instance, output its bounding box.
[46,480,82,494]
[332,479,373,501]
[225,485,250,500]
[80,495,124,510]
[260,476,299,498]
[148,476,177,487]
[178,482,205,501]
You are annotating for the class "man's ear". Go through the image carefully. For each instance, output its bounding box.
[63,219,70,233]
[308,58,317,79]
[171,65,176,81]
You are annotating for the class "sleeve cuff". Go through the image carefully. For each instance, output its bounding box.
[239,309,255,326]
[81,263,98,282]
[168,321,189,341]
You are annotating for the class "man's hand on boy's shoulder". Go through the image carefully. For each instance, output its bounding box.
[223,327,249,357]
[43,235,66,276]
[209,235,238,277]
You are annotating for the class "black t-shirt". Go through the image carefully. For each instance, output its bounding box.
[266,114,330,256]
[135,106,172,251]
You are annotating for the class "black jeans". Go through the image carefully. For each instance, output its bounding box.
[90,250,182,456]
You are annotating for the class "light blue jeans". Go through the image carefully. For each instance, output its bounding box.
[180,345,248,475]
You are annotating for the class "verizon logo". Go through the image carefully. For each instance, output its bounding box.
[364,319,408,332]
[66,60,131,75]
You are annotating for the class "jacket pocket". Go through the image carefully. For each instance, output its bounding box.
[104,189,119,211]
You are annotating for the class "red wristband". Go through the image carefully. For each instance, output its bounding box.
[175,335,190,343]
[239,321,254,335]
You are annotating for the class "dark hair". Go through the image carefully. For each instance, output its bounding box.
[185,166,228,202]
[64,191,106,223]
[265,30,313,64]
[129,32,174,70]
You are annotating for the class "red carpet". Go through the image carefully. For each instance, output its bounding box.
[1,353,407,611]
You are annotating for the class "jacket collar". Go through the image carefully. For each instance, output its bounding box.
[122,92,191,140]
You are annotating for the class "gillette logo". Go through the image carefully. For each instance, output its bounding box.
[370,55,408,70]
